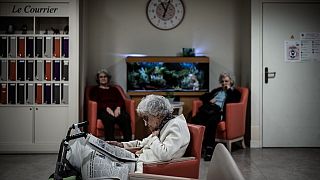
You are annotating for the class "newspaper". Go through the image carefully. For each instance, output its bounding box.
[82,150,136,180]
[81,134,137,180]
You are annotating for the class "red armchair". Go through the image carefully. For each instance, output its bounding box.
[143,124,205,179]
[192,87,249,152]
[85,84,135,139]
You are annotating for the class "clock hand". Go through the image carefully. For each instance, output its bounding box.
[162,2,170,18]
[165,0,171,9]
[161,2,166,11]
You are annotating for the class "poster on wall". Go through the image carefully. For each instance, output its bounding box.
[284,40,301,62]
[284,32,320,62]
[300,32,320,62]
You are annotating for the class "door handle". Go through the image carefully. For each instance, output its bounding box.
[265,67,276,84]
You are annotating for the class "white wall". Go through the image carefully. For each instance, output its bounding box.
[81,0,251,89]
[80,0,251,140]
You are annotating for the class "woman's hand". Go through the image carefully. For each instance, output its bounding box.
[210,98,216,104]
[224,84,231,90]
[135,149,143,154]
[106,107,115,116]
[107,141,124,148]
[114,107,121,118]
[152,130,160,137]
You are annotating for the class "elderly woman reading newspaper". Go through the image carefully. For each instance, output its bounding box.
[67,94,190,179]
[110,94,190,163]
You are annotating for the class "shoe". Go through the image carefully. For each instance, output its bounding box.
[204,154,212,161]
[203,146,214,161]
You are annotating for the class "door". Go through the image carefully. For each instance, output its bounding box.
[263,2,320,147]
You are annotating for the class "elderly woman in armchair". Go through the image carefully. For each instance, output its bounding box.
[192,72,241,161]
[89,69,132,141]
[109,94,190,163]
[67,94,190,179]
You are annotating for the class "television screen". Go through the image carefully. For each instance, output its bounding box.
[127,60,209,92]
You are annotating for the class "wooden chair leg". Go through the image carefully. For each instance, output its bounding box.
[227,141,232,152]
[241,139,246,149]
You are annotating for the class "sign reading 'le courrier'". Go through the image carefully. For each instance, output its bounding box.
[0,3,69,16]
[12,5,58,14]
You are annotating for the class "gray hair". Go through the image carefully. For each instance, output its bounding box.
[137,94,173,119]
[96,69,112,84]
[219,72,235,86]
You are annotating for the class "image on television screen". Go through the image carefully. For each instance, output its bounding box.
[127,61,209,92]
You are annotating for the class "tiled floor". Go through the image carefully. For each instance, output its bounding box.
[199,147,320,180]
[1,147,320,180]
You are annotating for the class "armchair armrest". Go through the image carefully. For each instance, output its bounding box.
[125,147,142,153]
[191,100,202,117]
[143,157,196,166]
[124,98,136,136]
[88,100,98,136]
[129,173,197,180]
[143,157,199,178]
[224,103,245,139]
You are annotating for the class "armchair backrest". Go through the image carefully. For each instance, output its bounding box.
[239,87,249,121]
[184,124,205,160]
[224,87,248,139]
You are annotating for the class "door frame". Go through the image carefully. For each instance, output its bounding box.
[251,0,263,148]
[251,0,320,148]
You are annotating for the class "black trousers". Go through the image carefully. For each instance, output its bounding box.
[192,105,222,148]
[98,110,132,141]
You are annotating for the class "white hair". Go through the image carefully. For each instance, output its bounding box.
[136,94,173,119]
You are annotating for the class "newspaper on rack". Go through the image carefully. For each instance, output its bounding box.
[81,134,137,180]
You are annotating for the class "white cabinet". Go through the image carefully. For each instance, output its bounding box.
[0,1,79,152]
[0,107,33,144]
[0,106,68,152]
[34,106,68,144]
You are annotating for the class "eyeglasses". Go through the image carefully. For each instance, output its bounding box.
[220,80,230,83]
[142,116,148,126]
[99,75,107,78]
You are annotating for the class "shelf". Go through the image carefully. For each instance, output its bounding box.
[0,16,69,105]
[0,0,78,153]
[0,17,34,35]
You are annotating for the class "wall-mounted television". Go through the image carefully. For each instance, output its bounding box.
[126,56,209,93]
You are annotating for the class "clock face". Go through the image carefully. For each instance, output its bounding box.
[147,0,185,30]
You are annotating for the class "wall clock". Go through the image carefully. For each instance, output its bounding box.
[146,0,185,30]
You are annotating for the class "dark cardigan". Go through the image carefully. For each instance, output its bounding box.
[199,87,241,118]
